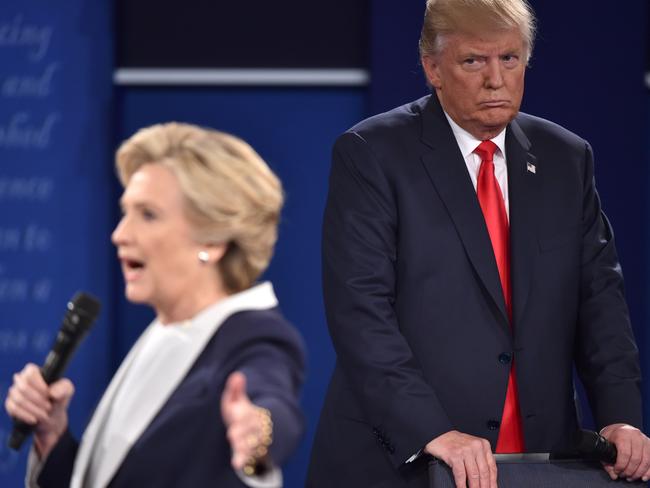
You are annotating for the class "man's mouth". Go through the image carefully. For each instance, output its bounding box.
[481,100,509,108]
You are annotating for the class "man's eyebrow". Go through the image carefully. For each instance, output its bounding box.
[459,50,487,57]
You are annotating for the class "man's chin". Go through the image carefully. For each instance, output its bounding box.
[481,107,516,123]
[475,110,517,133]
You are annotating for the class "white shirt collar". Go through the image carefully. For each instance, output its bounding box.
[443,111,507,159]
[160,281,278,329]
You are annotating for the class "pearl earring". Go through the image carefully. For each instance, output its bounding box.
[198,251,210,264]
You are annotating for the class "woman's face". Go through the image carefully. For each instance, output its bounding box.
[111,164,215,318]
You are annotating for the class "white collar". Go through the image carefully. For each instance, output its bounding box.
[158,281,279,330]
[443,111,507,160]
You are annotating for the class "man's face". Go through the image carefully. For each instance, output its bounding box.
[422,28,526,140]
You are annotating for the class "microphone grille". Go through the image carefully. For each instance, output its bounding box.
[68,292,102,328]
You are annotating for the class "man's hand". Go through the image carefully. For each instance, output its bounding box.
[220,371,272,473]
[425,430,497,488]
[600,423,650,482]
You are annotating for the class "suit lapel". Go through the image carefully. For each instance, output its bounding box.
[419,96,510,329]
[506,120,543,324]
[505,119,539,327]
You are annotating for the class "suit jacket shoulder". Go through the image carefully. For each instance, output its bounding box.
[350,96,429,138]
[514,111,588,154]
[215,307,306,362]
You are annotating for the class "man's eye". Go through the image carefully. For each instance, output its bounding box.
[462,57,484,71]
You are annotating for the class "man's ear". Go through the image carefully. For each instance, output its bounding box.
[421,54,442,89]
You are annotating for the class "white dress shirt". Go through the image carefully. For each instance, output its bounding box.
[443,112,510,219]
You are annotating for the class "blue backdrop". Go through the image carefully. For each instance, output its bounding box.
[0,2,114,483]
[0,2,648,487]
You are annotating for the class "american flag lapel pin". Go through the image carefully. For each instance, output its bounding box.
[526,162,536,174]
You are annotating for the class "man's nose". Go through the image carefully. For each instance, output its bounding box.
[484,59,505,89]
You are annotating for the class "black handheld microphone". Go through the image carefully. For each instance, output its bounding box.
[8,292,101,450]
[551,429,618,464]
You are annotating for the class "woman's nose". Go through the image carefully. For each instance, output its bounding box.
[111,217,129,246]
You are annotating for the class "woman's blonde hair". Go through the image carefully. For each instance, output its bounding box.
[116,122,284,293]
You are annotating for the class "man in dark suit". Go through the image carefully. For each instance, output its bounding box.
[307,0,649,487]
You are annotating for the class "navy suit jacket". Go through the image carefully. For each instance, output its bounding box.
[307,95,642,487]
[38,308,305,487]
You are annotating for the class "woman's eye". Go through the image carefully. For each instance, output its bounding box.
[141,208,157,221]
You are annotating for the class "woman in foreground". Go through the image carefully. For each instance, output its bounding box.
[6,123,305,487]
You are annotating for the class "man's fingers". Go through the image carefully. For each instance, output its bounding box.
[463,456,481,488]
[642,461,650,483]
[474,439,496,488]
[621,438,643,479]
[613,438,632,476]
[603,464,618,480]
[484,442,498,488]
[622,434,650,480]
[601,424,650,481]
[425,431,497,488]
[449,458,467,488]
[466,439,493,488]
[630,445,650,481]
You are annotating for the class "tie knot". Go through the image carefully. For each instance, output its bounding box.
[474,140,498,162]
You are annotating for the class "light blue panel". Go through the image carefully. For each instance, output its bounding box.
[0,1,113,485]
[115,87,366,486]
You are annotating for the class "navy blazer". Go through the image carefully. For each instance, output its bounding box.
[38,308,305,487]
[307,95,642,487]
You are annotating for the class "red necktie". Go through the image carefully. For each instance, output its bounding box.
[474,140,524,453]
